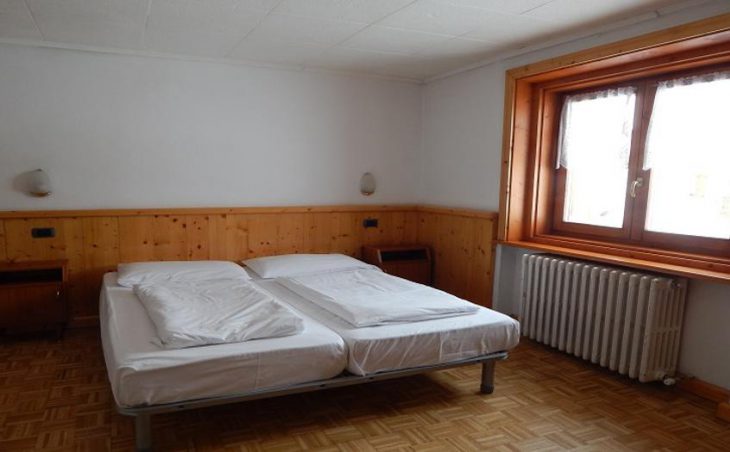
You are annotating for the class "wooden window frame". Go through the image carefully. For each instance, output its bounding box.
[499,13,730,283]
[550,81,644,241]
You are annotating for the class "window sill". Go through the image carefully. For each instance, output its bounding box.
[500,239,730,284]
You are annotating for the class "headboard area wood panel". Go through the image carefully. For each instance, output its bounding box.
[0,205,498,326]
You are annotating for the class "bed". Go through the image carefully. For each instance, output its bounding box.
[100,273,347,408]
[259,279,519,376]
[101,257,519,451]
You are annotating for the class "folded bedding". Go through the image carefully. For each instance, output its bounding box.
[277,269,479,327]
[134,278,304,349]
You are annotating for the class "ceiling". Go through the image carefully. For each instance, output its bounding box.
[0,0,708,82]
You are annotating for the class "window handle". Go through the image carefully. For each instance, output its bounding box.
[630,177,644,198]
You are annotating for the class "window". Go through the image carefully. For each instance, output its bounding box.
[643,72,730,240]
[552,70,730,253]
[555,87,637,230]
[499,17,730,280]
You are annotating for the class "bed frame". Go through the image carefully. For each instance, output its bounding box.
[117,351,508,451]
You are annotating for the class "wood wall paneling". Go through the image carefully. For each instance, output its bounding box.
[0,206,497,325]
[275,213,305,255]
[466,218,496,305]
[415,210,496,307]
[80,217,119,320]
[304,213,333,254]
[247,214,279,257]
[118,217,155,262]
[333,212,356,253]
[208,214,249,261]
[0,220,6,261]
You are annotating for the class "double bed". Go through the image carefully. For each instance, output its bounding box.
[100,255,519,451]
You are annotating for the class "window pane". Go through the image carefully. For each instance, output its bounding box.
[558,88,636,228]
[644,74,730,239]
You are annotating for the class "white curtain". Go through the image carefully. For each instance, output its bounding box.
[643,70,730,170]
[556,86,637,170]
[642,70,730,239]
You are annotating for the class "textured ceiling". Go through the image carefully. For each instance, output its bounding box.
[0,0,714,81]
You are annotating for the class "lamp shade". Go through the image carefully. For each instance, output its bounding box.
[28,169,52,197]
[360,172,376,196]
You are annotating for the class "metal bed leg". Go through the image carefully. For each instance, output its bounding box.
[135,414,152,452]
[480,361,495,394]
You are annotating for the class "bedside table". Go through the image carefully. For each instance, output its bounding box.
[0,260,69,338]
[363,245,432,285]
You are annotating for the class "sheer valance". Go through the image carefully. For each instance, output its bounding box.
[556,86,637,170]
[643,70,730,170]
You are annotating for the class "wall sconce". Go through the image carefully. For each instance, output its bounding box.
[28,169,52,197]
[360,172,376,196]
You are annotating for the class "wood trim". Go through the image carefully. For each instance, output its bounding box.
[502,239,730,283]
[717,402,730,423]
[0,259,68,271]
[486,217,498,309]
[498,73,517,242]
[0,204,501,221]
[416,205,498,220]
[499,14,730,283]
[533,234,730,266]
[68,315,101,329]
[499,76,533,243]
[679,377,730,403]
[678,377,730,423]
[506,13,730,79]
[0,204,419,219]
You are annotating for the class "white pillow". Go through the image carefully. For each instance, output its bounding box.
[117,261,250,288]
[243,254,376,279]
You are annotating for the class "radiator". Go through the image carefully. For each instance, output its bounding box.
[520,254,687,383]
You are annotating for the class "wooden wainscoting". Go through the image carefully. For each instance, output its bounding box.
[416,206,498,309]
[0,205,498,326]
[678,377,730,422]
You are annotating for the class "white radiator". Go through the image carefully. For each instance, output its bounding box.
[521,254,687,383]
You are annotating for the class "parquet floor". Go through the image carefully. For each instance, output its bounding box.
[0,329,728,451]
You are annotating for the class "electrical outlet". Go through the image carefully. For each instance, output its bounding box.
[363,218,379,228]
[31,227,56,238]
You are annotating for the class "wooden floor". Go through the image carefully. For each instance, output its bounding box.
[0,329,728,451]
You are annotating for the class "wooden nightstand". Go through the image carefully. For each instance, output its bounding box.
[0,260,69,338]
[363,245,432,285]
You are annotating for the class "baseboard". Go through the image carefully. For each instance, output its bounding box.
[678,377,730,403]
[678,377,730,422]
[69,315,99,329]
[717,402,730,422]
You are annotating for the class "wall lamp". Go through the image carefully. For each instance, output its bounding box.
[28,169,52,197]
[360,172,376,196]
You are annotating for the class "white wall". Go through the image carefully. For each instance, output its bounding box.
[420,2,730,389]
[0,44,422,210]
[420,66,503,209]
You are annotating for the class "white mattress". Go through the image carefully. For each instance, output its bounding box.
[258,280,521,376]
[100,273,347,408]
[277,269,479,327]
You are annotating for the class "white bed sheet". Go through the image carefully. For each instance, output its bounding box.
[258,280,521,376]
[100,273,347,408]
[277,269,478,327]
[134,279,304,349]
